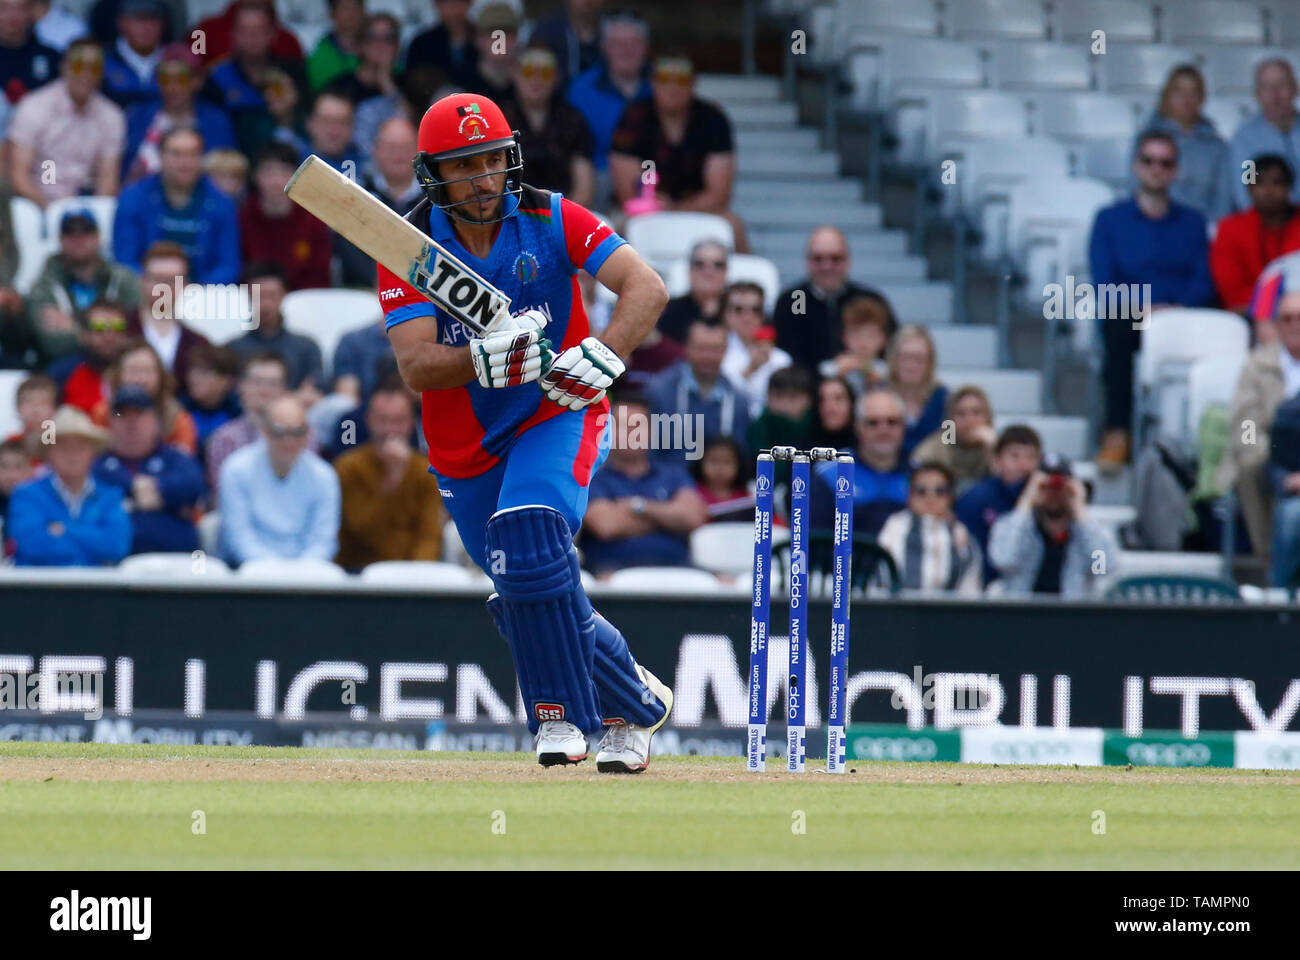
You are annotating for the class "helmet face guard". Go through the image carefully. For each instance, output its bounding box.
[412,135,524,226]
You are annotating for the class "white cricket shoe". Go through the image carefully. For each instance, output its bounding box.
[535,720,589,766]
[596,665,674,774]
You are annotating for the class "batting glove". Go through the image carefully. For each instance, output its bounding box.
[539,337,625,410]
[470,309,553,389]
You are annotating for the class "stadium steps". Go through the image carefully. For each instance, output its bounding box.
[733,176,866,203]
[929,326,997,367]
[940,368,1042,414]
[992,414,1089,460]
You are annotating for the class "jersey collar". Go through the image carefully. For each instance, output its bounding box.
[426,191,521,242]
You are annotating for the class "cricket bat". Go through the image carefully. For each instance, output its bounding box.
[284,154,511,337]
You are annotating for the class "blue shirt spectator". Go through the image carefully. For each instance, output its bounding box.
[0,26,59,103]
[567,27,651,172]
[811,386,912,538]
[124,98,237,179]
[113,136,242,285]
[333,320,396,404]
[103,34,161,108]
[1089,197,1214,307]
[644,320,752,464]
[1226,60,1300,210]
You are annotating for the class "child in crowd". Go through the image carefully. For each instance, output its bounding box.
[877,461,982,595]
[819,293,891,397]
[691,436,753,523]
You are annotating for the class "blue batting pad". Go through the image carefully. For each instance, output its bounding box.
[485,505,602,735]
[592,612,666,727]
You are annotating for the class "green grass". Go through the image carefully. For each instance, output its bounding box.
[1,743,1296,869]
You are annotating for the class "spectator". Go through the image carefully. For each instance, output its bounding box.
[302,89,361,174]
[179,342,241,457]
[93,383,203,553]
[226,261,322,392]
[101,0,163,108]
[644,319,752,462]
[773,226,884,372]
[329,12,400,106]
[0,436,32,527]
[333,379,443,570]
[502,44,595,206]
[581,392,708,576]
[405,0,476,92]
[127,243,212,386]
[719,280,790,417]
[1211,154,1300,312]
[239,142,332,290]
[27,207,140,363]
[457,2,520,101]
[1218,288,1300,568]
[987,454,1117,598]
[204,148,249,202]
[6,404,130,566]
[1137,64,1231,223]
[747,363,815,455]
[123,43,237,184]
[208,1,307,160]
[609,52,747,250]
[1227,59,1300,211]
[566,11,650,177]
[205,351,288,493]
[50,298,128,413]
[5,372,57,467]
[818,292,894,396]
[690,435,753,523]
[7,37,124,207]
[332,314,395,407]
[877,461,982,596]
[1090,130,1215,470]
[337,116,421,285]
[910,384,997,496]
[956,424,1042,581]
[191,0,303,69]
[0,0,60,104]
[812,374,857,451]
[887,324,947,461]
[810,386,910,538]
[658,239,727,343]
[113,129,242,283]
[530,0,603,86]
[31,0,85,53]
[305,0,364,92]
[0,181,24,365]
[91,338,197,454]
[218,394,339,564]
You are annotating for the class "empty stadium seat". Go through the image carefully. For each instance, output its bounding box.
[1097,43,1200,94]
[0,369,28,437]
[281,288,383,378]
[1196,46,1300,96]
[891,86,1032,166]
[605,566,723,593]
[1165,1,1267,46]
[1002,177,1115,292]
[624,213,735,272]
[441,521,473,568]
[1055,0,1157,44]
[690,523,755,577]
[197,512,221,557]
[175,283,255,345]
[837,0,942,42]
[236,557,349,583]
[936,136,1072,220]
[1201,97,1253,139]
[845,36,987,112]
[663,253,781,308]
[1187,357,1242,442]
[990,41,1093,91]
[1109,551,1227,581]
[44,195,117,257]
[118,552,232,578]
[10,196,50,295]
[359,561,481,588]
[949,0,1050,40]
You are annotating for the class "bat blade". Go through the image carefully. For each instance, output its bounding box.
[284,154,510,337]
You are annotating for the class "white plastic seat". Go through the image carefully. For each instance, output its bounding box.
[197,512,221,557]
[118,552,231,578]
[1197,46,1300,96]
[1056,0,1156,43]
[891,86,1031,165]
[949,0,1049,40]
[10,196,51,295]
[1098,43,1201,94]
[0,369,25,438]
[176,283,256,346]
[663,252,781,309]
[359,560,478,587]
[623,213,734,273]
[605,566,723,594]
[1201,97,1253,140]
[1166,1,1266,46]
[1110,551,1225,581]
[845,36,986,112]
[1031,92,1140,141]
[837,0,942,42]
[440,520,473,568]
[690,523,755,577]
[44,195,117,258]
[991,41,1092,91]
[281,288,383,379]
[937,136,1071,219]
[236,557,349,582]
[1187,356,1245,443]
[1001,176,1115,288]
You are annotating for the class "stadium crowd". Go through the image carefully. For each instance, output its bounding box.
[2,0,1300,596]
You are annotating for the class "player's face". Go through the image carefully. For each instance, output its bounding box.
[439,149,508,221]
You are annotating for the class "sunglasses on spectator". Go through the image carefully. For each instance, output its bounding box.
[654,69,693,87]
[862,416,902,428]
[87,314,125,332]
[158,66,193,85]
[520,63,556,81]
[911,484,950,497]
[267,424,309,439]
[1138,154,1176,169]
[67,56,103,76]
[809,252,846,263]
[691,258,726,270]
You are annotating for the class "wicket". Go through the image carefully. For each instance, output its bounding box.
[747,446,855,773]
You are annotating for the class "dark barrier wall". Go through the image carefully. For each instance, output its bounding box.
[1,584,1297,734]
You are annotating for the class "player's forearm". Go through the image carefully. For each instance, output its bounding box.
[598,266,668,359]
[395,342,475,392]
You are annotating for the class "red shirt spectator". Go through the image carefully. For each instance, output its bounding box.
[1211,154,1300,311]
[193,0,303,66]
[239,142,332,289]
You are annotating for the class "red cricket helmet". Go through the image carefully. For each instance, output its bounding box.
[412,92,523,224]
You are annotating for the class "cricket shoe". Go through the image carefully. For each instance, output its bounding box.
[535,720,589,766]
[595,665,674,774]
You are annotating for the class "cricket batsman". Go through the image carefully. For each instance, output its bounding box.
[378,93,673,772]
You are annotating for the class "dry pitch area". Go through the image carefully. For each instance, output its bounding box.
[1,743,1296,869]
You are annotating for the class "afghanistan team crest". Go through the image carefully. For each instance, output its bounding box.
[457,102,489,141]
[514,251,540,283]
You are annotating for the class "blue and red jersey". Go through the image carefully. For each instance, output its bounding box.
[378,184,625,479]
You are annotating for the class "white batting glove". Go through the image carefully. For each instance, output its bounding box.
[470,309,553,389]
[539,337,625,410]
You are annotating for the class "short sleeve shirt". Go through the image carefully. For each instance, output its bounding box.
[610,97,733,200]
